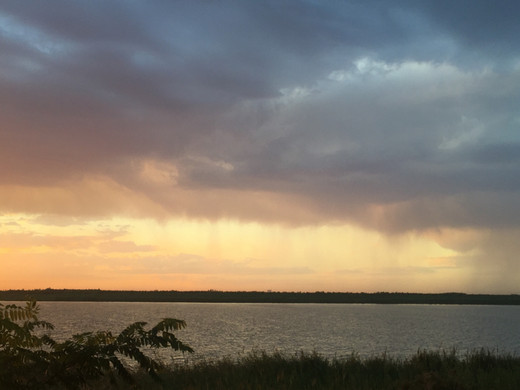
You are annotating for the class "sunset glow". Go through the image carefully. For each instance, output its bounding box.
[0,213,497,292]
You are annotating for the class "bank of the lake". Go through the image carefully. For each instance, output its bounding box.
[96,349,520,390]
[2,289,520,305]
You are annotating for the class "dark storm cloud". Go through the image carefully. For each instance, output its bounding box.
[0,0,443,109]
[470,143,520,164]
[1,0,520,232]
[425,1,520,52]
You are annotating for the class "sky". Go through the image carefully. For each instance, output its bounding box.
[1,1,520,293]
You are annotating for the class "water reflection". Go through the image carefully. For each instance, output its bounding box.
[27,302,520,363]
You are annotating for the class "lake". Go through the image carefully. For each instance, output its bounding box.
[29,302,520,362]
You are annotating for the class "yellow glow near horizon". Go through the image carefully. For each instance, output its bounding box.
[0,212,470,292]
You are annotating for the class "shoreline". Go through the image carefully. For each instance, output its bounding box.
[2,289,520,305]
[90,349,520,389]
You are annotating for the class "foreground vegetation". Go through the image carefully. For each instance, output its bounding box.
[0,301,193,389]
[5,347,520,390]
[2,301,520,389]
[2,288,520,305]
[127,349,520,390]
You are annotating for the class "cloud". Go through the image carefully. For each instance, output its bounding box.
[104,253,314,276]
[0,224,138,253]
[175,59,520,232]
[423,1,520,56]
[425,226,520,293]
[0,1,519,237]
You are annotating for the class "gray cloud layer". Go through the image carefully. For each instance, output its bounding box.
[1,0,520,232]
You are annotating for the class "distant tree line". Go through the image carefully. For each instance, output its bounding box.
[1,289,519,305]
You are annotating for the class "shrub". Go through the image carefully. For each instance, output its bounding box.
[0,301,193,389]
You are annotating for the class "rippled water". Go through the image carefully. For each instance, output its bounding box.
[26,302,520,362]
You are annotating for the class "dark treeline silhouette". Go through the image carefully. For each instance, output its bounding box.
[1,289,519,305]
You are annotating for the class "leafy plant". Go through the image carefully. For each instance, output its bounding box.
[0,301,193,389]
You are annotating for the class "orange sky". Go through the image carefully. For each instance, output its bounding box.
[1,212,512,293]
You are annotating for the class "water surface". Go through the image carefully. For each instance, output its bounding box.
[30,302,520,362]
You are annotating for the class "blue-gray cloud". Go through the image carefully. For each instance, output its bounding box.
[1,0,520,233]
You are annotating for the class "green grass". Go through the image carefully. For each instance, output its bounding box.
[108,349,520,390]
